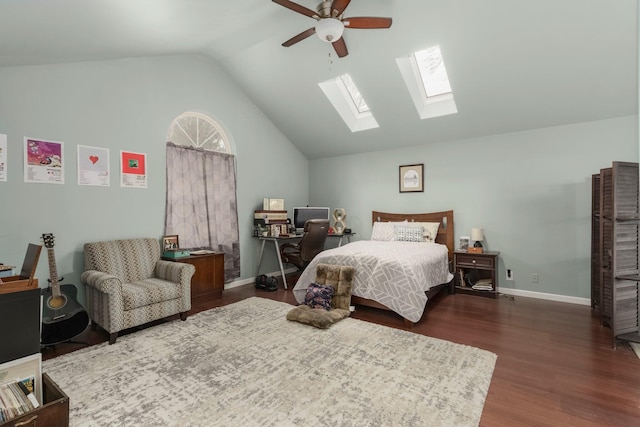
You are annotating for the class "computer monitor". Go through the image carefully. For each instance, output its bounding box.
[293,207,330,233]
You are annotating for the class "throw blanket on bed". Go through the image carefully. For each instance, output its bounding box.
[293,240,453,323]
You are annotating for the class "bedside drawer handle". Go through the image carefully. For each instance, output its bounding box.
[472,260,476,264]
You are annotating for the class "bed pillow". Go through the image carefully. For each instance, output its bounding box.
[304,282,335,310]
[409,222,440,243]
[371,222,396,241]
[393,224,427,242]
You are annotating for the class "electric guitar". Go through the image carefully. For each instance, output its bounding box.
[40,233,90,346]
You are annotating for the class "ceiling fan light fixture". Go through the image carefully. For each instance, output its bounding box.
[315,18,344,42]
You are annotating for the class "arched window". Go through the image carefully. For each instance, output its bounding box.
[167,112,230,153]
[165,112,239,281]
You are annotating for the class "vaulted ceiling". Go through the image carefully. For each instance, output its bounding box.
[0,0,637,159]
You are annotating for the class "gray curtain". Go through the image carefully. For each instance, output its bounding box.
[165,142,240,281]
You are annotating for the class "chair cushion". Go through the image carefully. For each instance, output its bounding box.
[286,305,350,329]
[303,282,334,310]
[287,263,355,329]
[314,263,355,311]
[122,278,182,310]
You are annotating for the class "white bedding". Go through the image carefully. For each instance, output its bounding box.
[292,240,453,323]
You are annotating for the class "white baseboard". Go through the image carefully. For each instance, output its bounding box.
[498,287,590,306]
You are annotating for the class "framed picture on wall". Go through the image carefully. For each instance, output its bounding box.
[399,164,424,193]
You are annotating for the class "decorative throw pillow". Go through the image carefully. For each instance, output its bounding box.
[409,222,440,243]
[371,222,396,241]
[304,282,335,310]
[393,224,426,242]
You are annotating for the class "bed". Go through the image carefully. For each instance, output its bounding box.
[292,210,455,326]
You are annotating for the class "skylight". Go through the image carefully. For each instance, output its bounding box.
[319,73,379,132]
[414,46,452,98]
[396,45,457,119]
[339,74,370,113]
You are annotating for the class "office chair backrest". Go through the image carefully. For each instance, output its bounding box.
[300,219,330,262]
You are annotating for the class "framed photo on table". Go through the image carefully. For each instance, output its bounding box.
[459,236,470,251]
[162,235,179,251]
[399,164,424,193]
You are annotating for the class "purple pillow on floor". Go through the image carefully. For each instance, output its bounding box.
[304,282,334,311]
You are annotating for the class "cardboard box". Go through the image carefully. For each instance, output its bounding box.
[467,247,484,254]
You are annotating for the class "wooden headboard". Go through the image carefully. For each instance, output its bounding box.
[371,210,455,261]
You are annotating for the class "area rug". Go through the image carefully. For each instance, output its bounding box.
[43,297,497,426]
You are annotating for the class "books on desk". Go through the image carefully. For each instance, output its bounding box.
[269,224,288,237]
[254,210,287,220]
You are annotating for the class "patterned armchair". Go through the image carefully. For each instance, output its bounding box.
[81,238,195,344]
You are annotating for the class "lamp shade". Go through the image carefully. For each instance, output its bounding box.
[471,228,484,242]
[315,18,345,42]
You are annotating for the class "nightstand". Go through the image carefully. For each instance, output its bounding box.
[453,251,500,299]
[161,252,225,300]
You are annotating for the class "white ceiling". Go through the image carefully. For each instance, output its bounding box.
[0,0,637,159]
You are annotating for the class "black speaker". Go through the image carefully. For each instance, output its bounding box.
[0,288,40,363]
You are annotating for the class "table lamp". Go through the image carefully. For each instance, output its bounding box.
[469,228,484,253]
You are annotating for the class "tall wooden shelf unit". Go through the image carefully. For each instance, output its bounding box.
[597,161,640,348]
[591,173,601,310]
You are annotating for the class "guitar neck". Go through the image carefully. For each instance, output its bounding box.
[47,247,61,295]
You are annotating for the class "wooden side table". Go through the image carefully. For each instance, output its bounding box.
[453,251,500,299]
[162,252,224,299]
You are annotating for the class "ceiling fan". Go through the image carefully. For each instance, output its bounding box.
[272,0,392,58]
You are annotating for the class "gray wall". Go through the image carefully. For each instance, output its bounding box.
[1,53,636,303]
[309,116,638,302]
[0,54,309,302]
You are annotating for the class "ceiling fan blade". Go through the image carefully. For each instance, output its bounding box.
[332,37,348,58]
[282,28,316,47]
[331,0,351,17]
[343,17,393,29]
[272,0,319,19]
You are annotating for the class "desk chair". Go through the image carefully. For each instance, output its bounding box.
[280,219,329,270]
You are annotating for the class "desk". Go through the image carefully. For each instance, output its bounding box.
[255,235,301,289]
[327,232,355,247]
[255,232,356,289]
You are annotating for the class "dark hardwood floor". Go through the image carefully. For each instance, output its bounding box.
[42,278,640,426]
